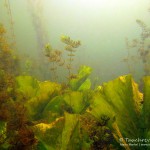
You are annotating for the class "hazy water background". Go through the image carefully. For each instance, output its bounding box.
[0,0,149,84]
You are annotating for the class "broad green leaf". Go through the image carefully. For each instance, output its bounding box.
[63,91,87,114]
[78,78,91,91]
[142,76,150,137]
[69,66,92,91]
[61,112,79,150]
[42,96,65,122]
[87,92,115,124]
[15,75,39,99]
[24,80,61,120]
[37,81,61,99]
[88,75,142,140]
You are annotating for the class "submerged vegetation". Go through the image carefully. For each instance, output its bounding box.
[1,2,150,150]
[0,25,150,149]
[44,43,63,81]
[124,14,150,79]
[44,35,81,82]
[61,35,81,80]
[1,59,150,149]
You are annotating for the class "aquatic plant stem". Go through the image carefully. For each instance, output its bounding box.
[127,51,131,72]
[69,51,72,78]
[127,47,133,74]
[52,62,57,82]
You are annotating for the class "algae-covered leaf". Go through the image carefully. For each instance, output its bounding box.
[43,96,64,113]
[142,76,150,135]
[87,92,116,124]
[78,78,91,91]
[63,91,88,114]
[24,81,61,120]
[69,66,92,91]
[131,79,143,114]
[42,96,65,122]
[102,75,140,138]
[15,76,39,99]
[37,81,61,99]
[34,117,64,150]
[88,75,141,141]
[61,112,79,150]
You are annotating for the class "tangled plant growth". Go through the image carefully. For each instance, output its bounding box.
[1,23,150,150]
[1,59,150,150]
[0,24,19,75]
[0,24,38,150]
[61,35,81,80]
[44,43,64,81]
[44,35,81,82]
[123,8,150,79]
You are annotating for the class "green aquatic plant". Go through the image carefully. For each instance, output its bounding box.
[88,75,145,150]
[69,65,92,91]
[44,36,82,83]
[34,74,150,150]
[135,19,150,76]
[63,91,91,114]
[1,48,150,150]
[123,16,150,80]
[44,43,64,81]
[61,35,81,80]
[124,37,136,75]
[142,76,150,138]
[15,75,62,121]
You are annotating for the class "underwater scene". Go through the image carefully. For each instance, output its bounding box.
[0,0,150,149]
